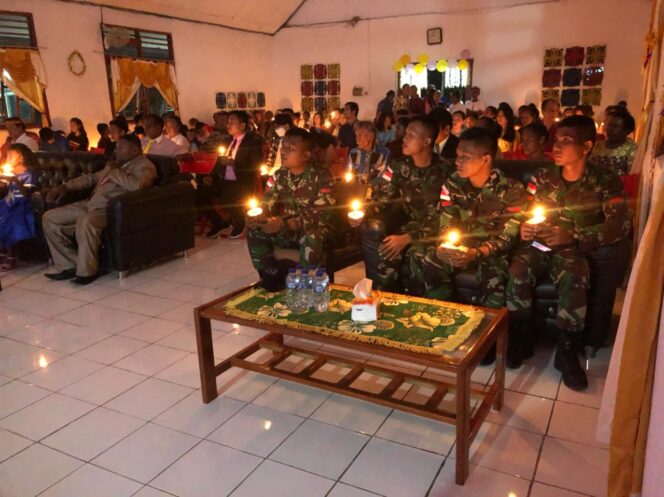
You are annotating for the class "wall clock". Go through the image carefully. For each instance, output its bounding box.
[427,27,442,45]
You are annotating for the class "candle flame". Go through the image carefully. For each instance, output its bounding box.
[248,197,259,209]
[330,111,337,119]
[260,164,269,176]
[350,199,362,212]
[344,171,354,183]
[38,355,48,368]
[218,146,226,156]
[446,230,461,246]
[1,163,13,176]
[532,205,545,219]
[264,421,272,430]
[324,120,331,128]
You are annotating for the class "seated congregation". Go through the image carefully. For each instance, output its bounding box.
[0,91,636,395]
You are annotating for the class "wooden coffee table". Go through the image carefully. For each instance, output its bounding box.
[194,284,507,485]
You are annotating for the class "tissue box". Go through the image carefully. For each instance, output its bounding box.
[351,295,380,323]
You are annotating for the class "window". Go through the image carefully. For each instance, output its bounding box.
[0,11,49,128]
[101,23,176,118]
[397,60,473,97]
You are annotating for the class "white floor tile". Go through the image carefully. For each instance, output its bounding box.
[40,463,142,497]
[154,353,203,388]
[95,272,154,290]
[67,284,120,303]
[450,422,543,480]
[132,487,174,497]
[535,438,609,496]
[42,407,145,460]
[152,440,261,497]
[0,308,43,336]
[8,319,110,354]
[230,460,334,497]
[375,409,455,455]
[0,338,64,378]
[74,335,149,364]
[213,332,260,360]
[60,366,146,405]
[341,437,443,497]
[156,327,200,352]
[92,423,199,483]
[21,355,103,391]
[104,378,193,420]
[253,379,331,417]
[119,317,185,343]
[55,303,149,333]
[208,403,303,457]
[157,302,198,325]
[486,390,554,435]
[530,482,589,497]
[15,273,80,296]
[0,443,82,497]
[0,373,9,386]
[270,419,369,479]
[154,391,245,438]
[217,369,277,402]
[112,343,188,376]
[0,380,50,418]
[132,278,218,303]
[430,460,531,497]
[0,392,95,441]
[548,402,607,448]
[310,393,392,435]
[327,483,382,497]
[97,291,183,317]
[0,429,32,462]
[505,364,561,399]
[556,376,606,409]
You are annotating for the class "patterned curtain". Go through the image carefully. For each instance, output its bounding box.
[0,48,46,114]
[111,57,178,112]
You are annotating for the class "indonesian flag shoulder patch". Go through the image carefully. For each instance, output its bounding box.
[266,176,276,190]
[526,179,537,195]
[440,184,451,201]
[381,166,393,182]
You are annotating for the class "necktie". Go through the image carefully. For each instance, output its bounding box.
[227,138,238,158]
[143,139,153,154]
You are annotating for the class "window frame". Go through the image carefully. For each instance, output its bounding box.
[0,10,50,129]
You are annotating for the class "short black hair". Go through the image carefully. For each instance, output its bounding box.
[144,114,164,128]
[97,122,109,134]
[408,115,440,147]
[118,133,142,150]
[228,110,250,126]
[428,107,453,129]
[395,116,409,129]
[109,118,129,133]
[274,114,293,127]
[542,98,559,111]
[386,90,395,98]
[607,106,636,134]
[310,129,337,149]
[452,110,466,119]
[164,114,182,127]
[459,127,498,158]
[345,101,359,116]
[485,105,497,115]
[519,122,549,141]
[558,115,597,144]
[475,117,502,141]
[39,127,55,141]
[284,127,313,150]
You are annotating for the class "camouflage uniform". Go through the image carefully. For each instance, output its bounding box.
[423,169,528,309]
[247,164,336,271]
[506,162,631,332]
[361,155,453,294]
[348,144,391,184]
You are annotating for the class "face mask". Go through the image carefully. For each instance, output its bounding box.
[275,127,286,137]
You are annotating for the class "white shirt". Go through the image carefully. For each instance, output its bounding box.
[15,133,38,152]
[448,102,467,115]
[169,133,190,152]
[141,135,186,157]
[465,100,485,112]
[227,133,246,160]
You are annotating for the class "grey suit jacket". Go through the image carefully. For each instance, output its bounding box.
[65,155,157,211]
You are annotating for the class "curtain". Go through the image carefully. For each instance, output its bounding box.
[110,57,178,112]
[0,48,46,113]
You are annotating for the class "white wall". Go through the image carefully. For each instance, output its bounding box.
[273,0,651,119]
[1,0,272,144]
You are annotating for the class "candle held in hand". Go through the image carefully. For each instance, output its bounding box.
[348,199,364,220]
[259,164,269,176]
[526,205,546,225]
[1,163,14,177]
[218,146,226,156]
[246,197,263,217]
[344,170,354,183]
[440,229,461,249]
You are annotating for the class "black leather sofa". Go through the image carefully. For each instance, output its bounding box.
[34,152,196,275]
[453,159,631,350]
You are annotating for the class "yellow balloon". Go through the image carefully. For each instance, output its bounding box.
[392,61,404,72]
[458,59,469,70]
[414,63,424,74]
[436,59,448,72]
[418,53,429,65]
[399,54,411,66]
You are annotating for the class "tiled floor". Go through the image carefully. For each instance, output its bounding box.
[0,237,616,497]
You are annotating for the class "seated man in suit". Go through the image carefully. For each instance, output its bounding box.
[42,134,157,285]
[429,108,459,160]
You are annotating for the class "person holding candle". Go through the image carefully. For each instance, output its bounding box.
[0,144,40,271]
[506,115,631,390]
[349,121,391,184]
[422,127,528,365]
[246,127,335,276]
[349,115,453,294]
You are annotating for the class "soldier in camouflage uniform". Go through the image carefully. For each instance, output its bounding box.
[247,127,336,274]
[506,115,631,390]
[349,115,453,294]
[422,128,528,311]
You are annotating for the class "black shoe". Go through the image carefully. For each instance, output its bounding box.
[480,344,496,366]
[506,320,531,370]
[45,269,76,281]
[554,332,588,391]
[72,274,98,285]
[206,223,231,239]
[229,221,245,239]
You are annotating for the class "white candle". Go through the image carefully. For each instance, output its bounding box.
[260,164,269,176]
[348,199,364,220]
[526,205,546,225]
[246,197,263,217]
[218,146,226,156]
[440,229,463,250]
[344,170,354,183]
[1,163,14,177]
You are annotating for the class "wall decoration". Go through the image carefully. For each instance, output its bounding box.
[67,50,86,77]
[226,92,237,109]
[352,86,364,97]
[542,45,607,107]
[427,27,442,45]
[327,97,340,111]
[215,92,226,109]
[301,63,340,112]
[215,91,265,109]
[237,92,247,109]
[257,92,266,107]
[247,92,257,108]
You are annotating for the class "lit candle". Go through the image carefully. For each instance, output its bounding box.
[246,197,263,217]
[348,199,364,220]
[324,120,332,129]
[260,164,269,176]
[344,170,354,183]
[218,145,226,156]
[1,163,14,177]
[330,111,337,119]
[440,229,462,249]
[526,205,546,225]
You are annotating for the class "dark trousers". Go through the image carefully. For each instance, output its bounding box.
[196,176,250,229]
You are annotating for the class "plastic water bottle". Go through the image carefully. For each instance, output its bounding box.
[312,269,330,312]
[284,268,298,310]
[300,267,314,311]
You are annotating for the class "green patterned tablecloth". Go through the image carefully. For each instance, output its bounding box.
[223,285,484,355]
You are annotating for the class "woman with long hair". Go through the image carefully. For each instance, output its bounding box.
[375,112,395,146]
[0,144,40,270]
[67,117,89,151]
[496,102,517,153]
[311,112,325,130]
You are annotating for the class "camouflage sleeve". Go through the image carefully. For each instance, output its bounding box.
[573,171,631,250]
[482,181,529,256]
[262,174,281,216]
[367,164,399,217]
[302,170,336,233]
[436,179,461,243]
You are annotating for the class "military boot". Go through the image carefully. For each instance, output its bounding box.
[554,330,588,391]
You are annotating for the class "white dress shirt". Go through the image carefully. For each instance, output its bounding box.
[448,102,467,115]
[169,133,190,151]
[15,133,39,152]
[465,100,486,112]
[141,135,186,157]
